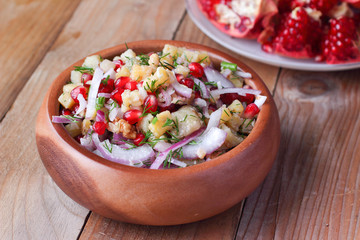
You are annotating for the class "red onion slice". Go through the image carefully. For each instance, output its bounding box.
[193,78,210,99]
[254,95,267,108]
[158,88,172,107]
[98,93,111,98]
[204,106,223,133]
[236,71,252,79]
[104,68,116,80]
[92,133,154,166]
[169,71,192,98]
[170,158,187,168]
[86,67,104,119]
[182,127,227,159]
[210,88,261,99]
[80,134,95,151]
[204,67,234,88]
[153,141,172,152]
[52,115,81,124]
[76,94,87,115]
[96,110,106,122]
[150,127,205,169]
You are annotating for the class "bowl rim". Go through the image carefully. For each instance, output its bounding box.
[43,39,277,176]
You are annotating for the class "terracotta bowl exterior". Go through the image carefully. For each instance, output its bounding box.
[36,40,280,226]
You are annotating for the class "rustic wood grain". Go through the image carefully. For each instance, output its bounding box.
[237,69,360,239]
[80,203,243,240]
[0,0,186,239]
[0,0,81,121]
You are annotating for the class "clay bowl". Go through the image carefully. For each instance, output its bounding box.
[36,40,280,226]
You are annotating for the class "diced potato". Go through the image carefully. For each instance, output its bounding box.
[138,114,154,134]
[130,65,153,82]
[219,124,244,149]
[120,49,139,67]
[174,65,190,77]
[63,83,80,93]
[226,114,243,132]
[143,67,170,91]
[100,59,116,72]
[121,90,144,112]
[65,121,82,137]
[228,73,244,88]
[116,66,131,78]
[220,107,232,124]
[162,44,178,57]
[228,100,244,115]
[170,106,203,138]
[241,118,255,134]
[197,52,211,66]
[58,92,75,109]
[83,55,101,69]
[149,111,173,137]
[159,54,174,69]
[149,53,160,69]
[182,50,199,63]
[70,70,82,84]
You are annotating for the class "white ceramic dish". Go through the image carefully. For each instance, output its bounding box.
[186,0,360,71]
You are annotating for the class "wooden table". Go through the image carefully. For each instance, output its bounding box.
[1,0,359,239]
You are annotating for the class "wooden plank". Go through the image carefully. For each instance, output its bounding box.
[236,69,360,239]
[80,13,281,239]
[0,0,187,239]
[0,0,81,120]
[80,204,243,240]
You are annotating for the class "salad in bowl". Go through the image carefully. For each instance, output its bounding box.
[52,44,266,169]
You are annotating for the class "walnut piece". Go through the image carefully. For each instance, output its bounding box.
[108,118,137,139]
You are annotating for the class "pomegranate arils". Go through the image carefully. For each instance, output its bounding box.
[93,121,107,135]
[319,17,360,63]
[81,73,93,85]
[123,109,142,125]
[115,76,131,89]
[124,80,138,91]
[271,7,322,57]
[113,59,124,71]
[62,109,72,115]
[175,74,184,83]
[243,103,260,119]
[110,88,125,104]
[133,133,145,146]
[188,62,205,78]
[70,86,87,103]
[144,95,158,113]
[180,78,195,89]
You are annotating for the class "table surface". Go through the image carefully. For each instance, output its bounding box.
[1,0,359,239]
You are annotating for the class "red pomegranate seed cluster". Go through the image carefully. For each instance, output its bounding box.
[198,0,360,64]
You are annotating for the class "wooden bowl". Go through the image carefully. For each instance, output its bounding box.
[36,40,280,226]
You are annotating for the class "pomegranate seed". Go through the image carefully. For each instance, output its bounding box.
[124,80,138,91]
[175,74,184,82]
[110,88,125,104]
[194,91,201,99]
[144,95,158,113]
[220,93,240,105]
[188,62,204,78]
[208,104,217,112]
[180,78,195,89]
[123,109,142,125]
[62,109,72,115]
[239,94,255,105]
[133,133,145,146]
[115,76,131,89]
[158,103,178,113]
[93,121,107,135]
[319,17,359,63]
[81,73,93,85]
[113,59,124,71]
[243,103,260,119]
[99,79,114,93]
[70,86,87,103]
